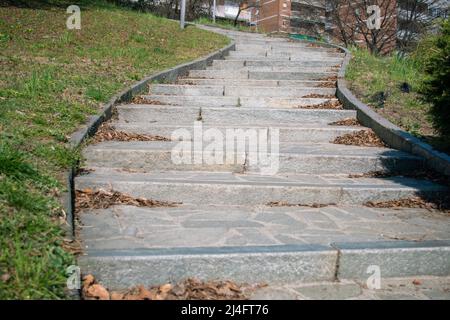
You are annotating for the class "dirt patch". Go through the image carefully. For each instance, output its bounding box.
[82,275,265,300]
[302,93,336,99]
[332,129,386,147]
[365,196,450,212]
[329,118,361,126]
[266,201,335,208]
[75,189,180,213]
[92,123,170,143]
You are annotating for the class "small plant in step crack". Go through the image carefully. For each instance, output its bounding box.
[197,107,203,121]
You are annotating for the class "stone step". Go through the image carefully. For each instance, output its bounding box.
[225,54,343,63]
[112,123,363,143]
[212,59,342,68]
[75,170,447,207]
[117,105,356,125]
[206,65,336,72]
[78,239,450,290]
[150,84,336,97]
[83,141,424,175]
[228,51,344,59]
[78,203,450,251]
[234,44,336,52]
[189,69,336,80]
[141,94,337,108]
[177,78,336,87]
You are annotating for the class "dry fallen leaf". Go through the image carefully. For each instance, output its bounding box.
[412,279,422,286]
[82,274,95,287]
[159,283,173,293]
[85,284,110,300]
[110,292,125,300]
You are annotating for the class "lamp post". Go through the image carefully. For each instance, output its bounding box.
[180,0,186,29]
[213,0,216,23]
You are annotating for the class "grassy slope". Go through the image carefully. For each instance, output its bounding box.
[345,48,448,153]
[0,0,228,299]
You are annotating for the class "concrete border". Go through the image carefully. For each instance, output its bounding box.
[289,36,450,177]
[62,38,236,238]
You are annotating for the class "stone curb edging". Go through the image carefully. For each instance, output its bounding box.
[78,240,450,289]
[62,39,236,238]
[290,37,450,177]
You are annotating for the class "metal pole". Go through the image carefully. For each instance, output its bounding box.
[213,0,216,23]
[180,0,186,29]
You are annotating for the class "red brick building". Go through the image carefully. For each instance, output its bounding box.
[252,0,398,52]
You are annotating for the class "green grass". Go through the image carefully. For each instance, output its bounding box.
[194,17,256,33]
[0,0,228,299]
[345,47,449,151]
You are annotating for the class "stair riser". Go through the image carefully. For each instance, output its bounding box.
[212,59,342,68]
[78,250,337,290]
[150,85,336,97]
[207,66,336,72]
[234,44,335,51]
[117,107,357,125]
[189,70,336,80]
[75,179,444,206]
[141,95,336,108]
[83,149,424,175]
[177,79,335,87]
[228,51,343,59]
[225,55,343,63]
[111,124,362,143]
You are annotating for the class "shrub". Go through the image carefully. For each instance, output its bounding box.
[419,19,450,138]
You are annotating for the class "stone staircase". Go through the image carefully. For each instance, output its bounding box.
[76,27,449,290]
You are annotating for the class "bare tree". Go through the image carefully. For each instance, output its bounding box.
[328,0,398,54]
[397,0,448,52]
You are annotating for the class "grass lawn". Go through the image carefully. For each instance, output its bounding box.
[0,0,228,299]
[345,48,449,153]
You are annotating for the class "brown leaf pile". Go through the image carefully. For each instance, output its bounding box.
[365,196,449,211]
[332,129,386,147]
[349,170,450,186]
[299,100,343,110]
[329,118,361,126]
[317,81,336,88]
[132,96,168,105]
[320,76,338,82]
[266,201,335,208]
[302,93,336,99]
[75,189,180,213]
[82,275,262,300]
[93,123,170,143]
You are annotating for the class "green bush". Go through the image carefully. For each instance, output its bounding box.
[419,19,450,138]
